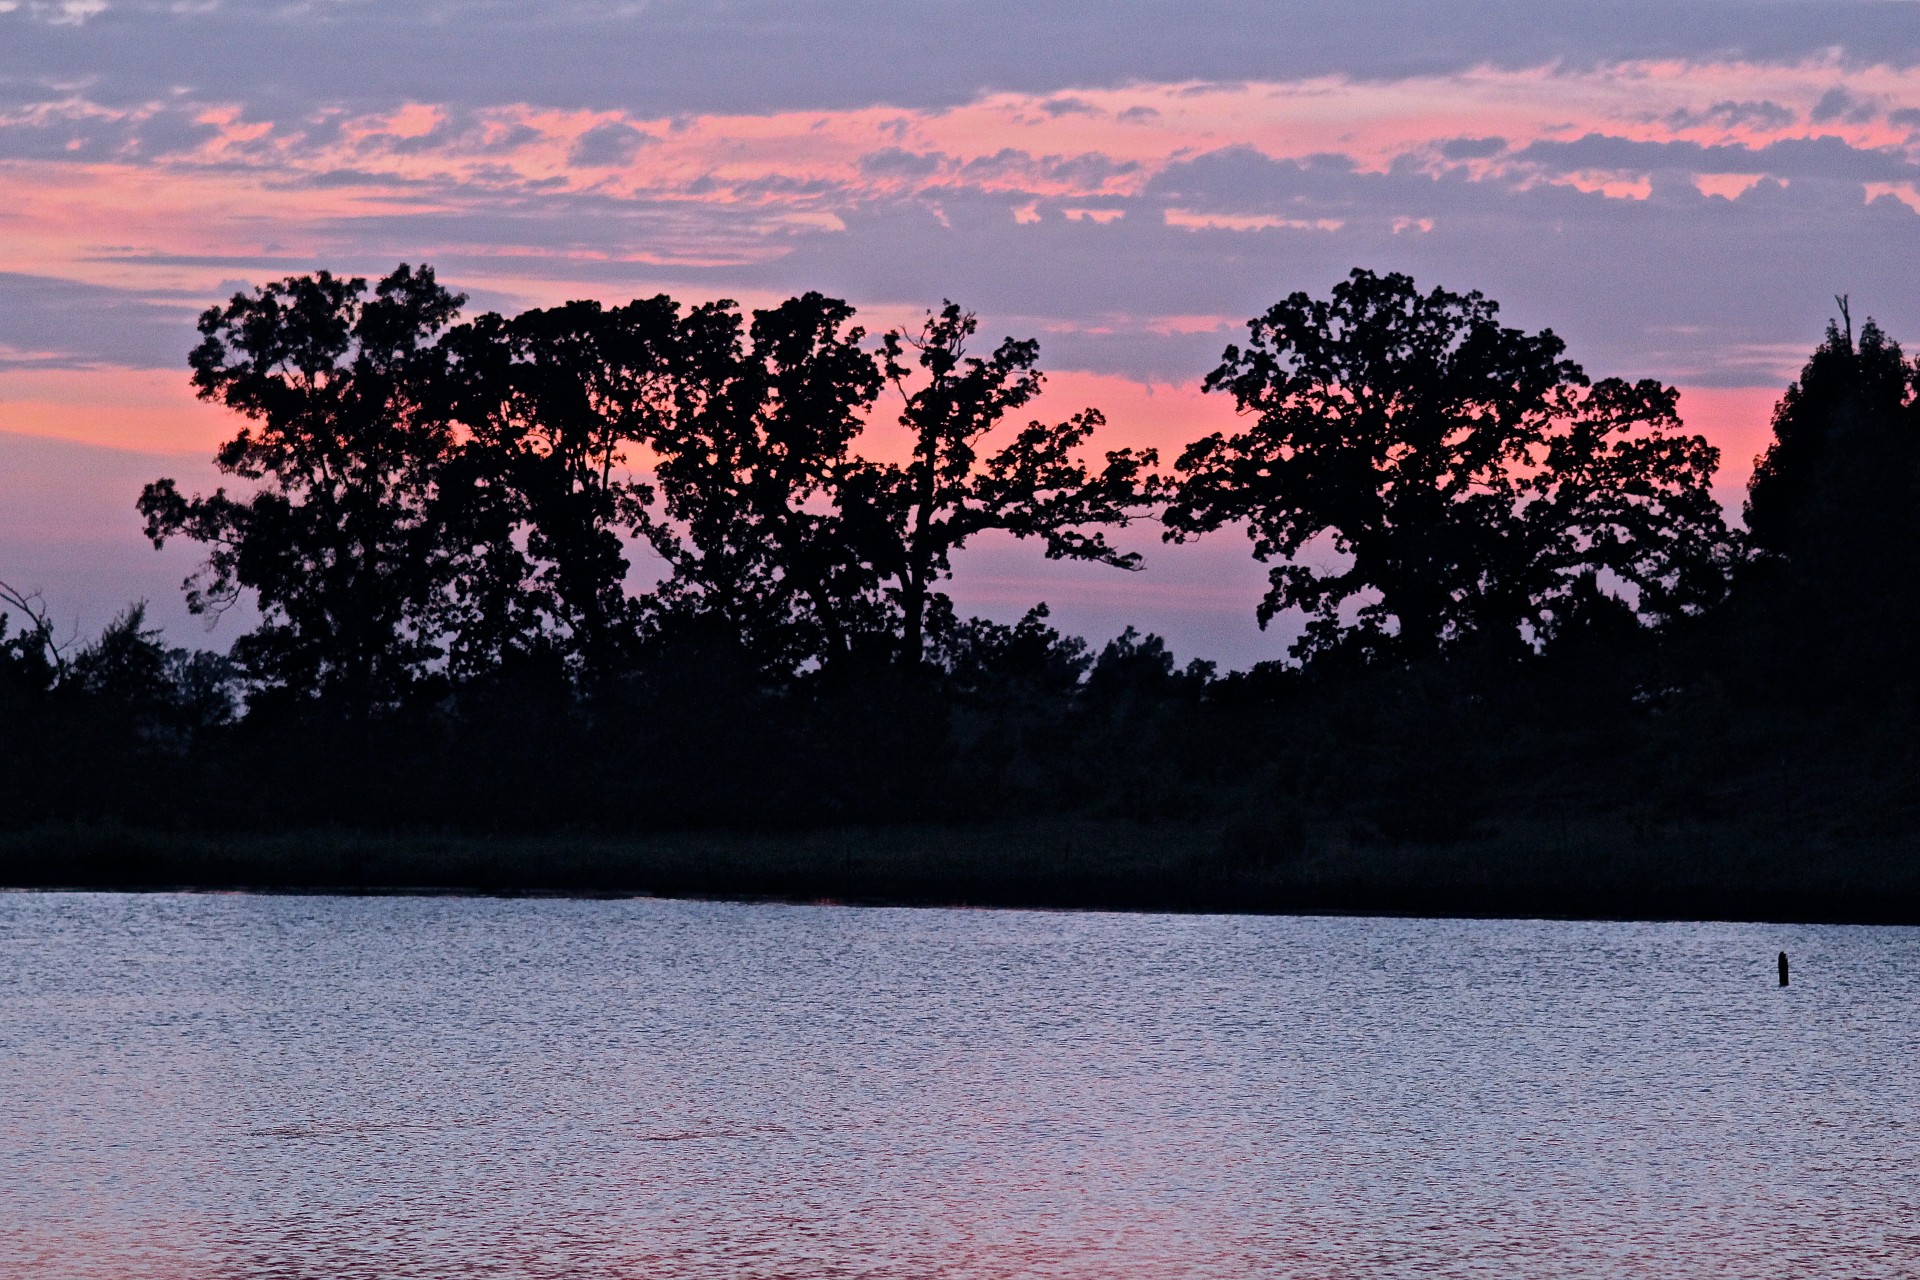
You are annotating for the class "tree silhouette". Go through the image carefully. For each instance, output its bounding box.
[441,297,678,679]
[1746,301,1915,568]
[133,273,1160,693]
[68,603,236,745]
[1739,301,1920,684]
[850,303,1158,667]
[639,292,885,673]
[137,265,464,714]
[1516,377,1733,645]
[1167,269,1730,664]
[930,603,1092,702]
[0,579,65,689]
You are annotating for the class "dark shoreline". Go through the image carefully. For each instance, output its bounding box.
[6,819,1918,925]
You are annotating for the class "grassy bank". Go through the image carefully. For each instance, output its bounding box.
[4,815,1918,923]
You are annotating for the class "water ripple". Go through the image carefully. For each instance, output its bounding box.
[1,893,1916,1277]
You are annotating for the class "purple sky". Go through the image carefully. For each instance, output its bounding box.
[4,1,1919,666]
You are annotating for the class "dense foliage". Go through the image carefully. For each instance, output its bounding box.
[4,267,1915,851]
[1168,270,1731,664]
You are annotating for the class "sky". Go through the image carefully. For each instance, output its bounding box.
[4,1,1920,667]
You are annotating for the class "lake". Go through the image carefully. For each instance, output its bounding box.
[1,893,1915,1278]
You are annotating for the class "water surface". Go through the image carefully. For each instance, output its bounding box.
[1,893,1915,1278]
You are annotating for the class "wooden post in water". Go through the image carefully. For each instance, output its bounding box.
[1778,951,1789,987]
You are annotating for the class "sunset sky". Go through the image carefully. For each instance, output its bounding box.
[5,0,1920,665]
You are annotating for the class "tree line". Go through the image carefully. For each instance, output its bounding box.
[129,268,1158,713]
[2,266,1913,842]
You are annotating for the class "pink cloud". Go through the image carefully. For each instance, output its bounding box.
[8,55,1918,318]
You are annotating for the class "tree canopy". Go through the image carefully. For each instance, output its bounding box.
[1737,300,1920,686]
[138,265,464,714]
[1165,268,1731,664]
[439,296,679,680]
[1745,301,1916,571]
[136,270,1159,702]
[856,302,1159,667]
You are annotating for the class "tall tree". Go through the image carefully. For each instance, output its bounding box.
[1167,269,1731,664]
[851,303,1158,667]
[137,265,464,713]
[1738,303,1920,682]
[640,292,885,672]
[441,297,680,678]
[1745,302,1916,570]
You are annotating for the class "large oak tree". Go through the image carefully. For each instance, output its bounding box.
[1166,269,1732,664]
[138,265,464,713]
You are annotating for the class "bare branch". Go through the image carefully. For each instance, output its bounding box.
[0,577,73,678]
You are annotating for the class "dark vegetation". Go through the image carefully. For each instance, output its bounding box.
[4,268,1917,920]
